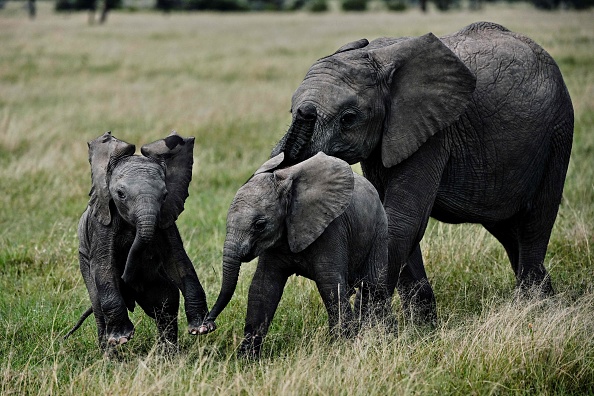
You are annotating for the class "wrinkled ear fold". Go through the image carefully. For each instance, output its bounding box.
[254,153,285,176]
[369,33,476,168]
[88,131,136,226]
[274,152,354,253]
[141,131,195,229]
[334,38,369,54]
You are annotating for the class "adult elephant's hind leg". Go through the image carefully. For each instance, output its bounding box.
[517,231,555,297]
[516,123,572,296]
[487,209,554,297]
[486,128,572,297]
[513,166,568,296]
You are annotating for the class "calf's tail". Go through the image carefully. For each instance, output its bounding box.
[63,306,93,340]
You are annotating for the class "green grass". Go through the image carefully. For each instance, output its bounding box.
[1,3,593,394]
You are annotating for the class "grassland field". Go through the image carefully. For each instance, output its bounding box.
[0,2,593,394]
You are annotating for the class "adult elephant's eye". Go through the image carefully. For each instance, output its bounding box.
[340,112,357,128]
[254,219,267,232]
[116,190,126,200]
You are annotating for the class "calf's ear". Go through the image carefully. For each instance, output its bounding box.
[141,131,195,229]
[274,152,354,253]
[87,131,135,226]
[253,153,285,176]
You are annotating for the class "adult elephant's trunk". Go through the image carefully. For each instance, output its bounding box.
[206,242,243,321]
[121,211,157,283]
[281,103,317,165]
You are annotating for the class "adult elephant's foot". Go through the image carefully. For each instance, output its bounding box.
[516,269,555,299]
[106,320,135,346]
[515,279,555,301]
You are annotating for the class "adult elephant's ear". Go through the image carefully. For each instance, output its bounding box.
[368,33,476,168]
[141,131,195,229]
[274,152,354,253]
[87,131,135,226]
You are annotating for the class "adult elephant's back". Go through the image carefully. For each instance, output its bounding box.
[432,22,574,225]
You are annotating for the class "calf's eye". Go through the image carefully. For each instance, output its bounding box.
[340,112,357,128]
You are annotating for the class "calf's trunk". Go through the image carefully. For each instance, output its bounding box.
[121,212,157,283]
[206,242,242,321]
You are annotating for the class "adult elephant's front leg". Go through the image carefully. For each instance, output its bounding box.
[394,244,436,326]
[378,136,449,327]
[384,189,438,327]
[241,258,290,358]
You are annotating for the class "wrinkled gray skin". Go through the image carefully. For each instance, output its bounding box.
[74,131,208,351]
[199,153,394,357]
[272,22,574,325]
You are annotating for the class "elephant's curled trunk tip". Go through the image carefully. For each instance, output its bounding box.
[283,107,316,165]
[63,306,93,340]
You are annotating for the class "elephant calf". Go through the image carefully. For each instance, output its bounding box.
[199,152,395,357]
[65,131,208,352]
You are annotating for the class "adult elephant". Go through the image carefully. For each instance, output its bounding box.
[272,22,574,325]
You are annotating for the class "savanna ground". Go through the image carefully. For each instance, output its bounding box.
[0,2,593,394]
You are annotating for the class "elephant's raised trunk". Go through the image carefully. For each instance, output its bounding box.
[206,242,242,322]
[121,211,157,283]
[282,103,317,165]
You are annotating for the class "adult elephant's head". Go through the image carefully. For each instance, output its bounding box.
[87,131,194,283]
[273,34,476,168]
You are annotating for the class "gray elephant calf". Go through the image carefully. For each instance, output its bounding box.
[199,152,394,357]
[65,131,208,352]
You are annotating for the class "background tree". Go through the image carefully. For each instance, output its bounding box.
[341,0,368,11]
[55,0,122,23]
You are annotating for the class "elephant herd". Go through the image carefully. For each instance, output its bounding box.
[65,22,574,357]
